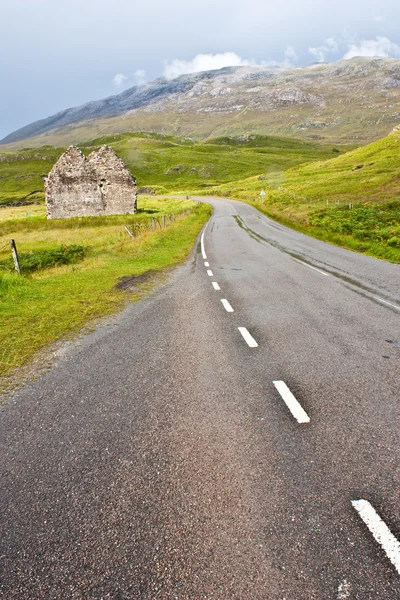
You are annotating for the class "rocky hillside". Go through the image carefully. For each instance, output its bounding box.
[2,57,400,147]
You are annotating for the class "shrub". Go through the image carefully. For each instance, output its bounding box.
[0,244,87,274]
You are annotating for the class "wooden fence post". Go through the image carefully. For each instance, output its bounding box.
[124,225,135,239]
[10,239,21,274]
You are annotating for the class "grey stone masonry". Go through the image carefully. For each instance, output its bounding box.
[44,145,137,219]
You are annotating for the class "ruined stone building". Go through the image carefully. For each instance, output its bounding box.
[44,145,137,219]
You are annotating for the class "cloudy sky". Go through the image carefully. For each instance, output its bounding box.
[1,0,400,139]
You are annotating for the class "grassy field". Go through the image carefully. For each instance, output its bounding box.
[195,128,400,262]
[0,133,337,205]
[0,198,211,383]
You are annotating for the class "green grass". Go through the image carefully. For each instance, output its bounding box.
[0,199,211,382]
[0,132,335,205]
[0,146,62,205]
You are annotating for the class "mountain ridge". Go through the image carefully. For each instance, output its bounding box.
[2,57,400,147]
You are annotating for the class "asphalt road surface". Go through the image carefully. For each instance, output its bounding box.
[1,197,399,599]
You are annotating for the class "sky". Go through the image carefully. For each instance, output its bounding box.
[1,0,400,139]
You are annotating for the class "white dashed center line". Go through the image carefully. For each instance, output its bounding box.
[204,261,209,267]
[238,327,258,348]
[273,380,310,424]
[212,282,220,291]
[221,299,234,312]
[352,499,400,574]
[207,269,213,277]
[201,225,208,259]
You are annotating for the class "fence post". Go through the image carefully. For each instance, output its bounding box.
[162,214,166,228]
[124,225,134,239]
[10,239,21,274]
[151,217,155,229]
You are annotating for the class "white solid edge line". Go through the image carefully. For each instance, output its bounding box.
[371,295,400,311]
[352,499,400,574]
[204,261,209,267]
[238,327,258,348]
[207,269,213,277]
[201,224,208,259]
[212,282,220,291]
[292,258,329,277]
[273,380,310,424]
[221,299,234,313]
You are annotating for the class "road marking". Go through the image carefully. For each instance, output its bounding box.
[292,258,329,277]
[351,499,400,574]
[238,327,258,348]
[207,269,213,277]
[337,580,351,599]
[204,261,210,267]
[212,282,220,291]
[272,381,310,424]
[221,299,234,312]
[201,224,208,259]
[371,295,400,311]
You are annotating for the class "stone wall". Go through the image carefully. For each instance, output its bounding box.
[44,145,137,219]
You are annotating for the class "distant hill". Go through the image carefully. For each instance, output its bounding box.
[2,57,400,148]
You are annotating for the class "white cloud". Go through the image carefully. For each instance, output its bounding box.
[308,37,338,63]
[113,70,146,89]
[374,16,385,22]
[343,36,400,59]
[113,73,128,87]
[162,49,299,79]
[134,69,147,86]
[163,52,260,79]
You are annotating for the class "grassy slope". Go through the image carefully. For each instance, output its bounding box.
[0,133,336,205]
[195,129,400,261]
[0,199,211,381]
[0,146,62,204]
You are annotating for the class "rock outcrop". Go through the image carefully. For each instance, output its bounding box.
[44,145,137,219]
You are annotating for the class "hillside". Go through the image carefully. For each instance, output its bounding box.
[2,57,400,148]
[0,133,335,205]
[202,127,400,261]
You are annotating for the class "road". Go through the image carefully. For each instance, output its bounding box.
[1,197,399,599]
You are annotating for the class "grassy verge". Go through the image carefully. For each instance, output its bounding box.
[0,200,211,383]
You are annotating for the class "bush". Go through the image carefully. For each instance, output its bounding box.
[387,236,400,248]
[0,244,87,274]
[308,203,400,246]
